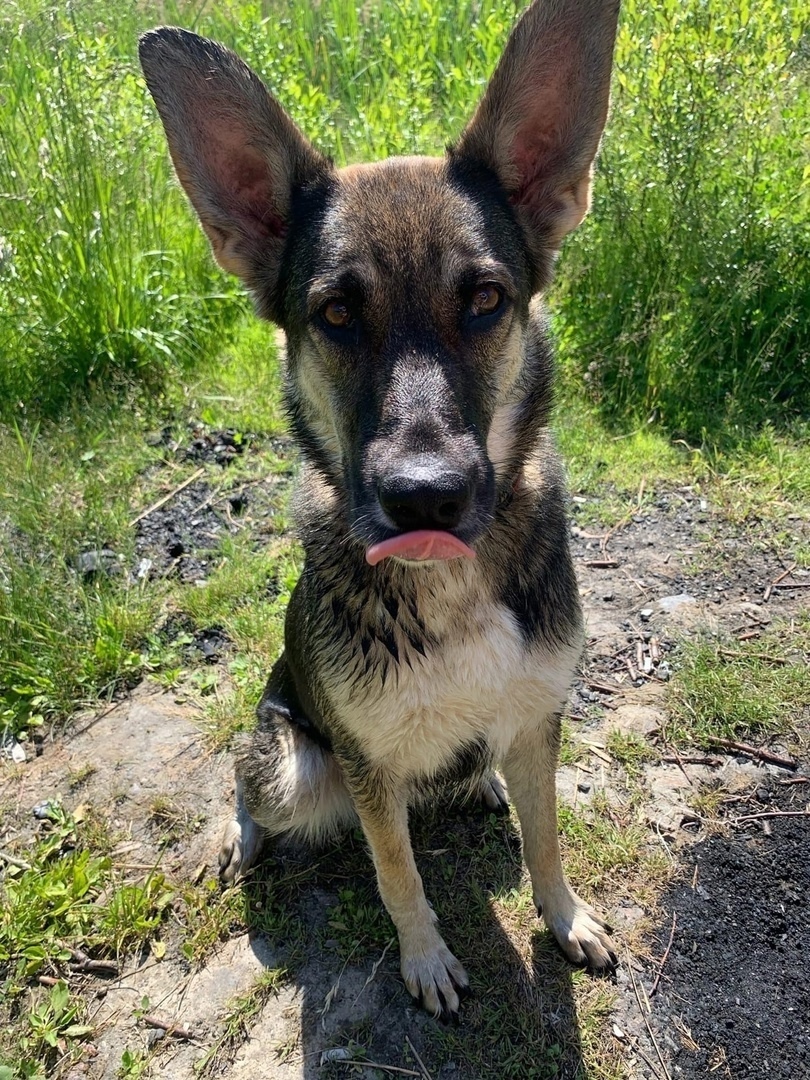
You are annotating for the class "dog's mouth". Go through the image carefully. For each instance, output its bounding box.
[365,530,477,566]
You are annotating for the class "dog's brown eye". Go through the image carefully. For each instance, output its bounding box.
[322,301,354,328]
[470,285,503,318]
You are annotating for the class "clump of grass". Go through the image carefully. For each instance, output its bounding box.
[606,728,658,779]
[666,622,810,746]
[0,410,167,738]
[0,805,173,1074]
[558,796,651,896]
[555,0,810,441]
[0,0,244,422]
[0,805,173,987]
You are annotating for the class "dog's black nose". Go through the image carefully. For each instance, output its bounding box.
[378,459,473,532]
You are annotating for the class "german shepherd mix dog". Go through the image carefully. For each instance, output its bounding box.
[140,0,621,1021]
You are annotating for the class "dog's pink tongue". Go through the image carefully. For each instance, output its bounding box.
[366,530,476,566]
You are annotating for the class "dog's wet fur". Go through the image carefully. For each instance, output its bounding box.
[140,0,621,1021]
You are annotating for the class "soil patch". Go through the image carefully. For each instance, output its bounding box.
[637,777,810,1079]
[133,427,294,583]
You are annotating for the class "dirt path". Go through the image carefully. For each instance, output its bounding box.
[2,483,807,1079]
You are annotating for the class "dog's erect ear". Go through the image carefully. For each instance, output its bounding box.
[139,27,330,289]
[454,0,620,259]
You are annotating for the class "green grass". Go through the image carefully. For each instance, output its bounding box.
[0,320,291,741]
[0,0,245,422]
[555,0,810,440]
[605,729,657,779]
[1,0,807,437]
[0,805,174,1074]
[666,619,810,747]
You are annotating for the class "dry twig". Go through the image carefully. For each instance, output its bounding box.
[626,949,671,1080]
[585,679,624,695]
[128,467,205,527]
[731,810,810,826]
[335,1062,420,1078]
[0,850,32,871]
[718,648,788,665]
[406,1035,434,1080]
[68,948,119,977]
[709,737,796,771]
[763,562,797,602]
[650,913,677,997]
[142,1014,195,1040]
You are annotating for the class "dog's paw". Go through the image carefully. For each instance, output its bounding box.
[401,936,470,1023]
[478,771,509,814]
[218,817,263,884]
[541,890,617,971]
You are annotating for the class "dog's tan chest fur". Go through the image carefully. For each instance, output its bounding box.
[330,589,580,781]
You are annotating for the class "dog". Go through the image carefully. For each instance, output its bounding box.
[139,0,621,1021]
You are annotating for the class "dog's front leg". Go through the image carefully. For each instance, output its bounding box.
[502,716,618,970]
[349,780,469,1021]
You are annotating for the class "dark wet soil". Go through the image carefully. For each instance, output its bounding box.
[133,425,293,582]
[648,778,810,1079]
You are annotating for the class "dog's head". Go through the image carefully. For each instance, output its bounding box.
[139,0,619,566]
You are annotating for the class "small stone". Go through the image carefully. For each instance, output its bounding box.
[75,548,119,580]
[639,608,654,622]
[320,1049,351,1065]
[657,593,696,613]
[577,782,591,793]
[602,592,615,602]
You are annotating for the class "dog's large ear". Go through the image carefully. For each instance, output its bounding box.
[454,0,620,261]
[139,27,330,291]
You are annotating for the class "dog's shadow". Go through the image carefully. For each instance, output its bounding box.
[240,801,592,1078]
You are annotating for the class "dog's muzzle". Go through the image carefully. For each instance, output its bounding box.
[365,454,480,566]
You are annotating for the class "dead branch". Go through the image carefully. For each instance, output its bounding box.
[68,948,119,977]
[709,737,797,771]
[717,648,788,666]
[142,1014,195,1041]
[406,1035,434,1080]
[662,755,722,767]
[335,1062,420,1078]
[763,562,797,602]
[650,913,677,997]
[732,810,810,826]
[585,679,624,695]
[626,949,672,1080]
[0,850,32,871]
